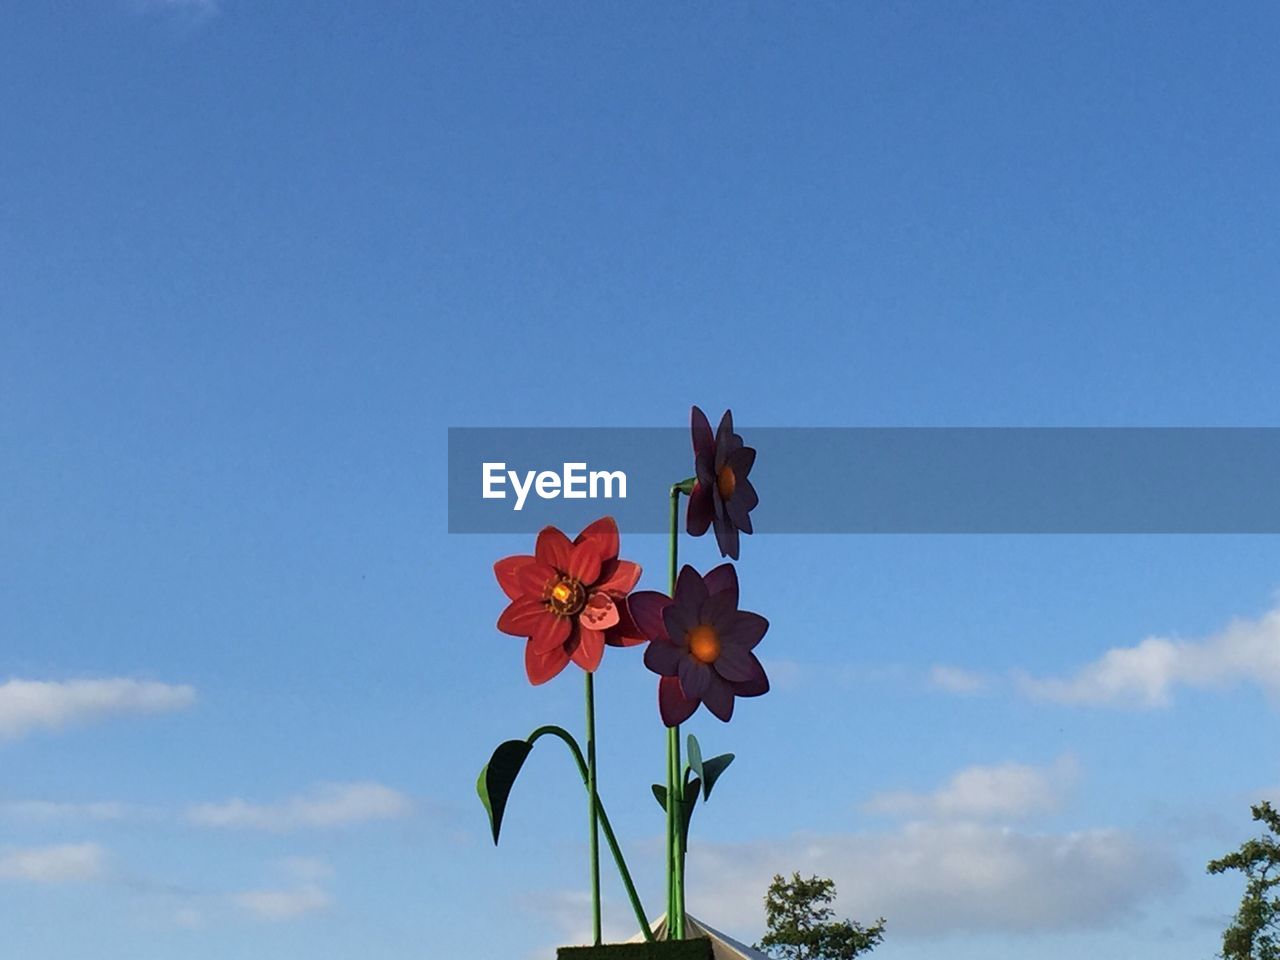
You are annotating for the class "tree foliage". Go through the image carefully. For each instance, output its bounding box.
[1208,801,1280,960]
[755,873,885,960]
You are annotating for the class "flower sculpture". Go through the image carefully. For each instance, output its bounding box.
[494,517,644,684]
[477,406,768,951]
[687,406,758,559]
[632,564,770,725]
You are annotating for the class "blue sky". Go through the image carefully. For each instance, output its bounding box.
[3,2,1280,958]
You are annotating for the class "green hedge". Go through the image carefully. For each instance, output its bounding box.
[556,938,714,960]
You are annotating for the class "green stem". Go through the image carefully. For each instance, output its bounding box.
[527,726,654,942]
[585,673,602,946]
[666,482,685,939]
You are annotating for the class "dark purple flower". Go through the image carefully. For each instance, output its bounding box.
[687,406,758,560]
[630,564,769,726]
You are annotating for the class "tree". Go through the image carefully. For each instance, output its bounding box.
[1208,801,1280,960]
[755,873,885,960]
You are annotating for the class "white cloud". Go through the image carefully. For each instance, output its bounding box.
[864,756,1077,820]
[188,781,412,830]
[928,665,991,695]
[0,800,133,822]
[275,856,335,883]
[0,843,106,883]
[1017,606,1280,708]
[0,678,195,739]
[689,822,1178,938]
[231,884,331,921]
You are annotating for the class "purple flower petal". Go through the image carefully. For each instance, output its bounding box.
[713,515,740,560]
[702,673,736,722]
[720,611,768,651]
[686,484,714,537]
[663,602,697,649]
[643,638,683,677]
[730,653,770,697]
[674,564,708,608]
[702,563,739,605]
[628,590,672,641]
[691,406,715,455]
[700,589,738,631]
[678,656,712,699]
[725,445,755,478]
[713,642,757,682]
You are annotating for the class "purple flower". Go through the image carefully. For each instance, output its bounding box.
[687,406,758,560]
[630,564,769,726]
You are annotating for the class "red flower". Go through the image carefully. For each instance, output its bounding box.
[494,517,645,685]
[630,563,769,725]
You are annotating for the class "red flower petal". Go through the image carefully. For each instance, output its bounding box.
[497,597,546,636]
[494,555,538,600]
[535,526,573,572]
[574,516,620,562]
[596,559,641,596]
[566,537,604,584]
[626,591,672,641]
[579,593,620,631]
[570,628,605,672]
[510,559,558,598]
[606,600,647,647]
[526,641,571,685]
[658,676,699,727]
[529,613,572,654]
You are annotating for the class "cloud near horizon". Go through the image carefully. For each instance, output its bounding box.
[688,821,1178,938]
[0,843,106,884]
[1016,605,1280,708]
[187,781,412,830]
[0,678,195,739]
[864,755,1078,820]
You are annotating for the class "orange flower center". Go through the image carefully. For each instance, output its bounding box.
[717,465,736,500]
[548,578,586,616]
[687,624,721,665]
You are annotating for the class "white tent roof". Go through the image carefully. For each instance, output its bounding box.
[628,914,770,960]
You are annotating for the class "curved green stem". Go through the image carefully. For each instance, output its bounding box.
[527,726,654,942]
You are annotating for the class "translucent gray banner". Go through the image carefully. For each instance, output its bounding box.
[447,427,1280,533]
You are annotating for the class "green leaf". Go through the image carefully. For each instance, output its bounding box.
[651,784,668,810]
[686,734,704,781]
[679,778,701,849]
[477,740,533,845]
[700,753,735,801]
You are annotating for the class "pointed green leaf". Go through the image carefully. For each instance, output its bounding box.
[686,734,704,780]
[679,777,701,849]
[700,753,734,801]
[651,784,668,809]
[477,739,534,845]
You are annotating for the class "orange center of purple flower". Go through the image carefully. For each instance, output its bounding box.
[687,624,721,664]
[717,465,736,500]
[548,578,587,617]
